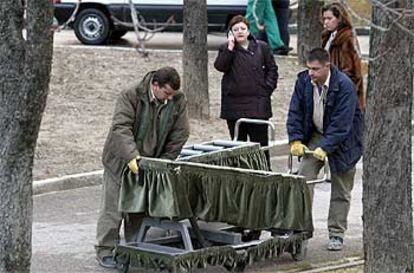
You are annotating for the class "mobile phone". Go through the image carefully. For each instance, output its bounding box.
[227,30,235,43]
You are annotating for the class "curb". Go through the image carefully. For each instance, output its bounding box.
[33,170,103,195]
[32,140,290,196]
[295,257,364,273]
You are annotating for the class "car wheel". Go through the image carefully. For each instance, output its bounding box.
[110,30,128,40]
[74,8,111,45]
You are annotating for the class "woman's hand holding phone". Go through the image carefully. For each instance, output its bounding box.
[227,30,235,51]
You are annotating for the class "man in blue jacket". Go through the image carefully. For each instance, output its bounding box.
[287,48,363,251]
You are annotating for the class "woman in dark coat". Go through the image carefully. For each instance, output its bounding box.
[321,2,365,111]
[214,15,278,158]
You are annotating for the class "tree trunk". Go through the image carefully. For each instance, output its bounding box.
[182,0,210,119]
[297,0,324,64]
[0,0,54,272]
[363,1,414,272]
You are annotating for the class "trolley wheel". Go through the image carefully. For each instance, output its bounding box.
[234,261,247,272]
[116,261,129,273]
[159,263,172,273]
[115,256,130,273]
[291,240,308,261]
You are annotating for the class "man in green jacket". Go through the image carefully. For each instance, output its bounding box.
[95,67,190,268]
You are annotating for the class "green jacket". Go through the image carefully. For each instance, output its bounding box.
[102,71,190,179]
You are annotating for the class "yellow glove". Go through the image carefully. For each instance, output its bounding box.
[290,140,307,156]
[313,147,327,161]
[127,156,141,174]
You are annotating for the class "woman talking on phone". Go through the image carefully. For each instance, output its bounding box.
[214,15,278,166]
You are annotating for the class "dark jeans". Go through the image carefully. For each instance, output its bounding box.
[226,119,270,168]
[273,0,290,47]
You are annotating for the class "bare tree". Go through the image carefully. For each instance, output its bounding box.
[0,0,54,272]
[111,0,175,57]
[297,0,324,64]
[182,0,210,119]
[363,0,414,272]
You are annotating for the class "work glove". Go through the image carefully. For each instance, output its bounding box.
[127,156,141,174]
[313,147,327,161]
[290,140,307,156]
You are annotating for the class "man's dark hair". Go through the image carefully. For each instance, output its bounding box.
[152,66,181,90]
[228,15,250,29]
[307,48,330,64]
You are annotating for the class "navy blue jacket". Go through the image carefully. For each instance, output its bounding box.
[287,65,363,173]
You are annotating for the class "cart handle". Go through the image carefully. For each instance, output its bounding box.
[288,150,330,184]
[233,118,275,150]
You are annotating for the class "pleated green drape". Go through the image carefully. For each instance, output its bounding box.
[180,143,270,171]
[119,159,312,232]
[115,232,307,273]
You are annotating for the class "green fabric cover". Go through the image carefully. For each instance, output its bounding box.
[114,232,307,273]
[119,159,312,232]
[180,143,270,171]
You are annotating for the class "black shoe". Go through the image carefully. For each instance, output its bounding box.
[96,255,117,268]
[273,46,293,56]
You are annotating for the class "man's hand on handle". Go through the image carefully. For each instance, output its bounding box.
[290,140,308,156]
[128,156,141,174]
[313,147,327,161]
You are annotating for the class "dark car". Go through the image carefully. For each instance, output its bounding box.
[53,0,247,45]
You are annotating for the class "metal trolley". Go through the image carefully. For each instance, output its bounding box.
[115,118,329,273]
[234,117,329,183]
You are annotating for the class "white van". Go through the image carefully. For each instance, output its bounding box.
[53,0,248,45]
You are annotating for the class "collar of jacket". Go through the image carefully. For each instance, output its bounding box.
[322,26,353,47]
[133,72,177,158]
[234,35,259,52]
[301,65,341,112]
[327,65,341,93]
[135,71,155,102]
[302,65,341,94]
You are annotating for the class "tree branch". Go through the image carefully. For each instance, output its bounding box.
[111,0,175,57]
[362,47,392,62]
[339,0,391,32]
[52,0,81,32]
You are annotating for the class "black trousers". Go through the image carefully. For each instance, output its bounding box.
[273,0,291,48]
[226,119,271,169]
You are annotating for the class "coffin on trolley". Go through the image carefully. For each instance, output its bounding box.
[115,140,313,272]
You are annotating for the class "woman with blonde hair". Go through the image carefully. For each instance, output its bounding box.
[321,2,365,111]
